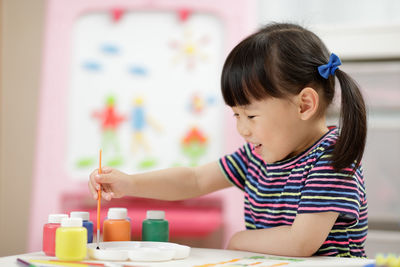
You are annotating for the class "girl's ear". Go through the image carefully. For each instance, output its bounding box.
[297,87,319,120]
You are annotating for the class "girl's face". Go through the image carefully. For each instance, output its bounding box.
[232,97,311,164]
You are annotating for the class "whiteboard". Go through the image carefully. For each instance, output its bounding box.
[67,11,225,180]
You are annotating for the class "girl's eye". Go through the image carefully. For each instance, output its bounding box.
[233,113,239,117]
[247,116,256,119]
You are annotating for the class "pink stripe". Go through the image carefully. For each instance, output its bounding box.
[245,210,296,221]
[355,171,365,185]
[319,251,338,256]
[310,166,333,171]
[258,177,307,186]
[310,166,357,176]
[359,214,367,220]
[248,168,260,178]
[350,236,367,243]
[221,158,244,190]
[246,196,299,208]
[244,212,294,225]
[257,219,292,224]
[350,248,364,254]
[306,177,358,186]
[299,206,356,214]
[335,221,356,226]
[261,181,287,186]
[305,183,362,195]
[323,240,349,245]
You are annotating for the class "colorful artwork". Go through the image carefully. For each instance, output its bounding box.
[67,9,224,178]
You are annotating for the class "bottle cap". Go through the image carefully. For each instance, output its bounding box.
[108,207,127,220]
[109,207,128,213]
[61,217,83,227]
[48,214,68,224]
[146,210,165,220]
[70,211,90,221]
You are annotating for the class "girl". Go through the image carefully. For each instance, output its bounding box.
[89,22,367,258]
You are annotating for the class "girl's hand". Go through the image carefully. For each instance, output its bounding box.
[88,167,132,201]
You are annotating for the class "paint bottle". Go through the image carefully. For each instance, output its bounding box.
[70,211,93,243]
[108,207,131,223]
[142,210,169,242]
[103,207,131,241]
[56,217,87,261]
[42,214,68,256]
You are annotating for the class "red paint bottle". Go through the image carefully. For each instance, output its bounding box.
[42,214,68,256]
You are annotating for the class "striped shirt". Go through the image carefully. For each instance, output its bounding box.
[219,127,368,257]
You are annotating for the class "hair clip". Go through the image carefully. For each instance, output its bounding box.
[318,53,341,79]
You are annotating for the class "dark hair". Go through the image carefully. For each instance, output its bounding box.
[221,22,366,172]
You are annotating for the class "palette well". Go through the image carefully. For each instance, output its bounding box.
[87,241,190,262]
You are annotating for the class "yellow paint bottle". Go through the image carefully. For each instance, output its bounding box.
[56,217,87,261]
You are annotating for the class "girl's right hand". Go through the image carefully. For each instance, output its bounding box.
[88,167,132,201]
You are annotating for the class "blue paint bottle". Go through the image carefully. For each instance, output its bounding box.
[70,211,93,243]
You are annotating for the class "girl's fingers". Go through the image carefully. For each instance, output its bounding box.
[103,184,112,193]
[101,166,112,173]
[88,181,98,200]
[89,168,115,200]
[89,169,101,189]
[94,173,114,185]
[103,184,114,200]
[102,191,113,201]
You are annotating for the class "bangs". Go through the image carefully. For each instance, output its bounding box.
[221,36,282,107]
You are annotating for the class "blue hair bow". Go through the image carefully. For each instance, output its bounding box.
[318,53,341,79]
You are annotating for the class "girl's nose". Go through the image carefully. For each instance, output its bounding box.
[237,122,251,137]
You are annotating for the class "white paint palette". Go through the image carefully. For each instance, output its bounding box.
[87,241,190,262]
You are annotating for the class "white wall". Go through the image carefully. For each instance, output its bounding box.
[257,0,400,27]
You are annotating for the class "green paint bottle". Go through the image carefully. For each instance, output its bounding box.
[142,210,169,242]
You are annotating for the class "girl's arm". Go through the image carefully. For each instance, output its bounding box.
[89,161,232,201]
[227,212,339,257]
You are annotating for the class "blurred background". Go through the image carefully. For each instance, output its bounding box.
[1,0,400,258]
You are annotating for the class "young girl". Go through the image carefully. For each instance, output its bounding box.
[88,23,367,258]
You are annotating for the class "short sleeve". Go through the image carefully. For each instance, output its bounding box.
[218,144,251,191]
[298,154,364,228]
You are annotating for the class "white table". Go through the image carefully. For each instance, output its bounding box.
[0,247,374,267]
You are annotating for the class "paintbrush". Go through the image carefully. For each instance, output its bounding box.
[96,149,102,249]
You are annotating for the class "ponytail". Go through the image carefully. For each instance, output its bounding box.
[332,70,367,172]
